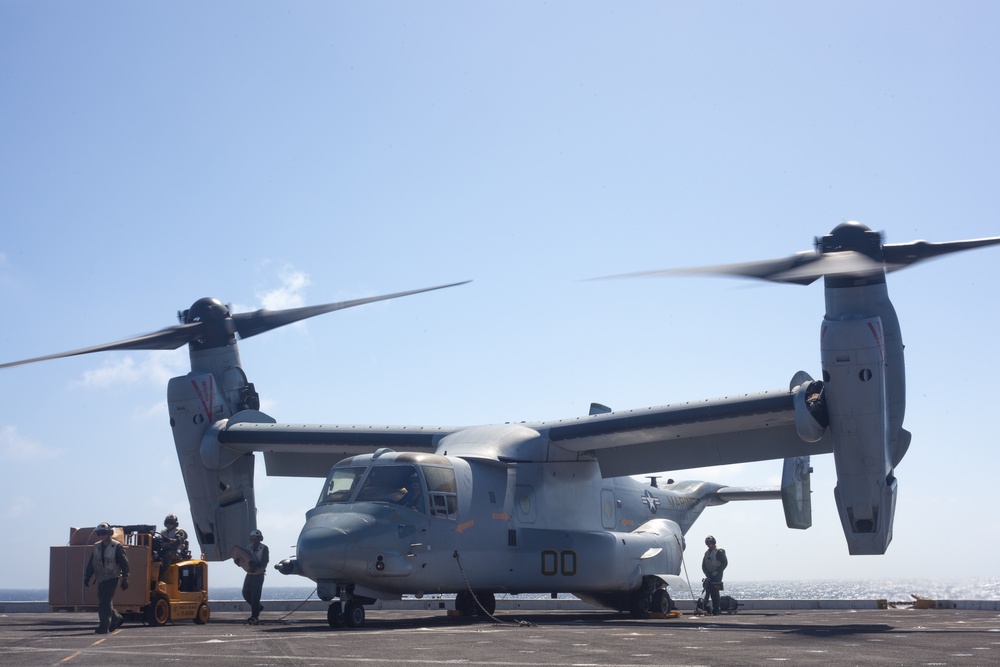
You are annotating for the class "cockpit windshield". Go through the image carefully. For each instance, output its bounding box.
[317,466,366,505]
[356,465,425,511]
[317,459,460,519]
[317,464,425,513]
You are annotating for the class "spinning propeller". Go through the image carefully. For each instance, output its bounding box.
[610,221,1000,285]
[0,281,471,370]
[604,220,999,555]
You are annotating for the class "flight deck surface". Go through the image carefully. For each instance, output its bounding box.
[1,608,997,666]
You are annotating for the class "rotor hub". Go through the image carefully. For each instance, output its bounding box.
[819,222,884,260]
[182,298,237,350]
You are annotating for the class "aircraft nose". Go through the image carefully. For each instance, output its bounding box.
[295,510,375,580]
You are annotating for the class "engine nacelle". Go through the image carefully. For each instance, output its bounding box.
[168,364,259,561]
[821,316,896,555]
[792,378,828,443]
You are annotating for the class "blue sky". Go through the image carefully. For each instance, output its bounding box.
[2,2,998,592]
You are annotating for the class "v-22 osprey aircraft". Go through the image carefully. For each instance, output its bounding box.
[5,222,999,628]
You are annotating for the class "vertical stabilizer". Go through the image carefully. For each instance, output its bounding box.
[781,456,812,529]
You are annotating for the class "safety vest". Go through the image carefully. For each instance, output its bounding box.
[91,541,123,583]
[247,543,267,575]
[162,527,187,550]
[703,548,723,576]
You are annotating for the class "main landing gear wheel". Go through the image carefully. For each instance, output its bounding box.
[455,590,474,616]
[327,601,345,628]
[651,589,672,615]
[629,591,652,618]
[476,592,496,616]
[455,590,496,617]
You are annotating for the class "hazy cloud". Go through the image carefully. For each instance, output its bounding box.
[4,496,35,519]
[230,267,312,316]
[135,399,170,422]
[259,268,311,311]
[6,495,36,519]
[0,426,59,462]
[75,350,187,389]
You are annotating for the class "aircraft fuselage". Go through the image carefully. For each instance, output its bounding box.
[289,441,715,606]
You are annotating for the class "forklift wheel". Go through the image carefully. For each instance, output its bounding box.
[146,595,171,626]
[194,602,210,624]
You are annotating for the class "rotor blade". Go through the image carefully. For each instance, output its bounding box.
[677,252,827,285]
[232,280,472,340]
[595,226,1000,288]
[883,236,1000,269]
[768,250,886,283]
[598,250,887,286]
[595,252,821,284]
[0,322,205,370]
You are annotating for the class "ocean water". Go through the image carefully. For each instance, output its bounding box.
[4,578,998,603]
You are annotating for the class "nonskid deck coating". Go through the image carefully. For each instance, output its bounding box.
[1,608,998,667]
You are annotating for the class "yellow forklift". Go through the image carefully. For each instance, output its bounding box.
[50,524,211,625]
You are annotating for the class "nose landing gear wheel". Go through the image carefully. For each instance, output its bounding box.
[327,601,344,628]
[344,600,365,628]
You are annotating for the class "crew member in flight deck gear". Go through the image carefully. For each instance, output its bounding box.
[240,529,269,624]
[702,535,728,615]
[156,513,189,580]
[83,522,130,634]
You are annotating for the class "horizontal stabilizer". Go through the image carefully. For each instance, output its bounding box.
[714,486,781,502]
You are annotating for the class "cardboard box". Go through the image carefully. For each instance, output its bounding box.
[49,527,151,611]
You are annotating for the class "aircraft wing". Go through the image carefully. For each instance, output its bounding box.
[541,388,830,478]
[205,385,828,479]
[212,419,460,477]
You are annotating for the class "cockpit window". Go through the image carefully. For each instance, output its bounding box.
[317,466,366,505]
[355,465,425,512]
[421,465,458,519]
[316,461,455,516]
